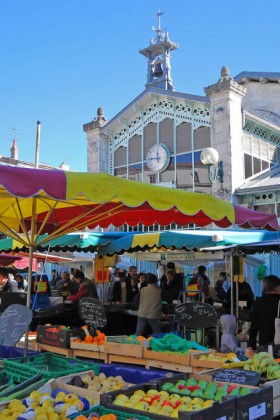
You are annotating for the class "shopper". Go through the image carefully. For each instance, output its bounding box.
[127,275,139,302]
[66,270,98,303]
[135,273,162,336]
[160,261,184,292]
[161,269,180,304]
[56,270,78,296]
[220,314,241,353]
[248,275,280,350]
[50,269,60,288]
[0,267,18,292]
[15,274,28,292]
[125,265,137,301]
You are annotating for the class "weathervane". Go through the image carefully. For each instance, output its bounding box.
[152,10,164,42]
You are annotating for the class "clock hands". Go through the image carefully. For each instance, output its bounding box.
[147,152,160,162]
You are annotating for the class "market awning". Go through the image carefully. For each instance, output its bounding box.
[0,253,22,267]
[238,240,280,254]
[97,228,280,257]
[0,232,133,253]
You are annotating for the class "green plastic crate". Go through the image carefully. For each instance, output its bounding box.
[3,352,99,381]
[2,365,32,384]
[0,370,8,385]
[69,405,151,420]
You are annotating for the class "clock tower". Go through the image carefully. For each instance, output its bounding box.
[139,11,179,91]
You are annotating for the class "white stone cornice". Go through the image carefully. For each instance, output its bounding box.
[205,78,246,98]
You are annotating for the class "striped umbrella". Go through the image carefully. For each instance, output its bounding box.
[0,164,278,307]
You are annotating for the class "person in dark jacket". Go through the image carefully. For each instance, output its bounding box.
[160,262,184,292]
[127,275,139,302]
[66,270,98,303]
[161,269,180,304]
[248,275,280,350]
[226,280,254,311]
[56,271,78,296]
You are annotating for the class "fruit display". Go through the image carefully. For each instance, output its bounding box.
[106,336,148,345]
[73,330,106,346]
[112,389,214,417]
[71,414,117,420]
[0,388,97,419]
[149,333,208,354]
[222,351,280,380]
[196,353,228,363]
[65,373,128,393]
[160,378,251,402]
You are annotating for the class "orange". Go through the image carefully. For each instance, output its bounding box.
[137,336,146,341]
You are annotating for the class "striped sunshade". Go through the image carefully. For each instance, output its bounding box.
[98,228,280,256]
[0,232,132,253]
[0,164,278,251]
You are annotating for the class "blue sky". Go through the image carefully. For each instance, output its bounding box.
[1,0,280,172]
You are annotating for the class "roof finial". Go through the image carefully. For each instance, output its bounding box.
[220,66,230,82]
[10,128,18,159]
[153,10,164,42]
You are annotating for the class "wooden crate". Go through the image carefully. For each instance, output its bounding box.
[190,351,228,369]
[16,336,39,351]
[38,343,74,357]
[73,349,108,362]
[145,358,193,373]
[70,337,104,352]
[143,347,191,366]
[108,354,146,366]
[57,369,134,404]
[104,336,149,358]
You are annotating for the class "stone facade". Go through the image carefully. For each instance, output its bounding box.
[83,24,280,218]
[205,71,246,198]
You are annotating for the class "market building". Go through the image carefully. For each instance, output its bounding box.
[83,14,280,221]
[83,13,280,283]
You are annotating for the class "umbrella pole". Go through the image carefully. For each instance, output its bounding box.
[24,245,34,357]
[24,122,40,357]
[230,254,234,316]
[102,258,105,304]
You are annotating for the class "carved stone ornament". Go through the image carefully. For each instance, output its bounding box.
[213,105,228,122]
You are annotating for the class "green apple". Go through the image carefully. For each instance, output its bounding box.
[161,383,174,391]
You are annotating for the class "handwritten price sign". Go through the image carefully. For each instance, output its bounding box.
[174,302,218,329]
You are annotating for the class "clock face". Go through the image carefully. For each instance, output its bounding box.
[146,143,171,172]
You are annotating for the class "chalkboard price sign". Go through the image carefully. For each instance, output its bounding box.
[79,297,107,328]
[0,304,33,346]
[174,302,218,329]
[213,368,261,386]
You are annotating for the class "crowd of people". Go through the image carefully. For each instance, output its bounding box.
[1,261,280,352]
[105,264,280,352]
[0,266,99,311]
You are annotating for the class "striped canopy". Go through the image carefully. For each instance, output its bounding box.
[0,165,278,250]
[98,228,280,256]
[0,232,132,253]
